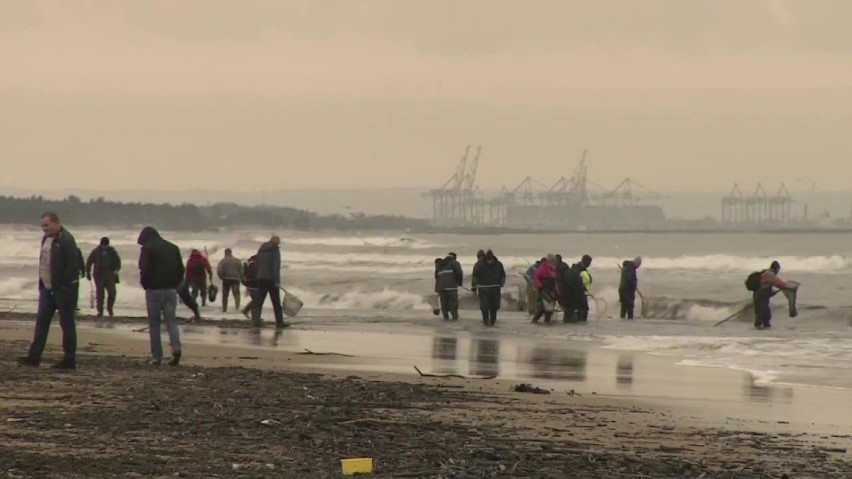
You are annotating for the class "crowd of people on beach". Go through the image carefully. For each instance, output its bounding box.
[16,212,286,370]
[434,250,643,325]
[16,211,797,371]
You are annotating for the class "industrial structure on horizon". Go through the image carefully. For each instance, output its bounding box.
[427,146,668,230]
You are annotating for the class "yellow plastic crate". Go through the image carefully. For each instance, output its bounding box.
[341,457,374,475]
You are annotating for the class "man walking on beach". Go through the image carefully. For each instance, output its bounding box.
[137,226,184,366]
[435,252,463,320]
[619,256,641,320]
[253,235,286,328]
[472,250,506,326]
[18,212,80,370]
[216,248,243,313]
[86,237,121,317]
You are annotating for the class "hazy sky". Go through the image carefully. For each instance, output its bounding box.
[2,1,851,193]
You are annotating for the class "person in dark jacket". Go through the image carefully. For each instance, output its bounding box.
[185,249,212,306]
[86,237,122,317]
[571,255,593,322]
[241,254,259,323]
[137,226,184,366]
[470,249,486,294]
[18,212,80,370]
[253,235,286,328]
[559,260,582,323]
[619,256,641,320]
[435,253,464,320]
[472,250,506,326]
[753,260,791,330]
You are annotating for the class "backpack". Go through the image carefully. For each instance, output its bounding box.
[243,256,258,284]
[745,271,763,292]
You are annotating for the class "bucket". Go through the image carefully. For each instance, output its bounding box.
[282,291,303,317]
[340,457,373,476]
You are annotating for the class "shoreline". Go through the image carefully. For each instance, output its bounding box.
[3,318,852,432]
[1,321,849,478]
[4,311,851,396]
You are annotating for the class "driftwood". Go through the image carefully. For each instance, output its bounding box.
[512,383,552,395]
[413,365,496,380]
[297,348,354,357]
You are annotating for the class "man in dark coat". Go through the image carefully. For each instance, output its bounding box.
[86,237,122,317]
[619,256,641,320]
[472,250,506,326]
[435,253,463,320]
[18,212,80,369]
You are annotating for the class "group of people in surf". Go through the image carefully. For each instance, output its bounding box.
[433,251,644,325]
[435,252,796,330]
[434,249,507,326]
[522,254,642,324]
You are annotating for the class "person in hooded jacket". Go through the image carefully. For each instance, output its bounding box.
[619,256,642,320]
[532,255,558,324]
[185,249,212,306]
[571,254,593,322]
[137,226,184,366]
[472,250,506,326]
[435,253,464,320]
[86,237,122,317]
[253,235,286,328]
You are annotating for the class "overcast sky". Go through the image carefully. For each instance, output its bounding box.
[1,0,851,193]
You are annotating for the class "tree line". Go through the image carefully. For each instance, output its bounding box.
[0,195,429,231]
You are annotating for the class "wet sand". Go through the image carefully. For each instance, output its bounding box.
[1,317,850,478]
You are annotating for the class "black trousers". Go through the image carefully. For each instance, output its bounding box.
[94,277,117,316]
[221,279,241,311]
[478,287,501,325]
[188,280,207,306]
[438,289,459,320]
[753,291,771,328]
[28,284,78,362]
[177,282,201,319]
[619,288,635,319]
[254,279,284,325]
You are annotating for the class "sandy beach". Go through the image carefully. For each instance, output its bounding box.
[1,315,850,478]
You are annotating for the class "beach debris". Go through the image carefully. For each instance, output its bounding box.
[340,457,374,476]
[566,389,581,397]
[413,365,496,380]
[6,418,25,423]
[260,419,280,426]
[297,348,354,357]
[512,384,551,395]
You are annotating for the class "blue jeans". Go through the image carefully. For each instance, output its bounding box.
[27,283,79,361]
[145,289,181,360]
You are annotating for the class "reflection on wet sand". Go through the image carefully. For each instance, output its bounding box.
[617,355,634,387]
[744,375,794,403]
[470,338,500,377]
[431,336,458,375]
[525,347,588,382]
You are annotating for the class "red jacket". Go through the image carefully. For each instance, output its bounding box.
[534,262,557,289]
[185,250,212,283]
